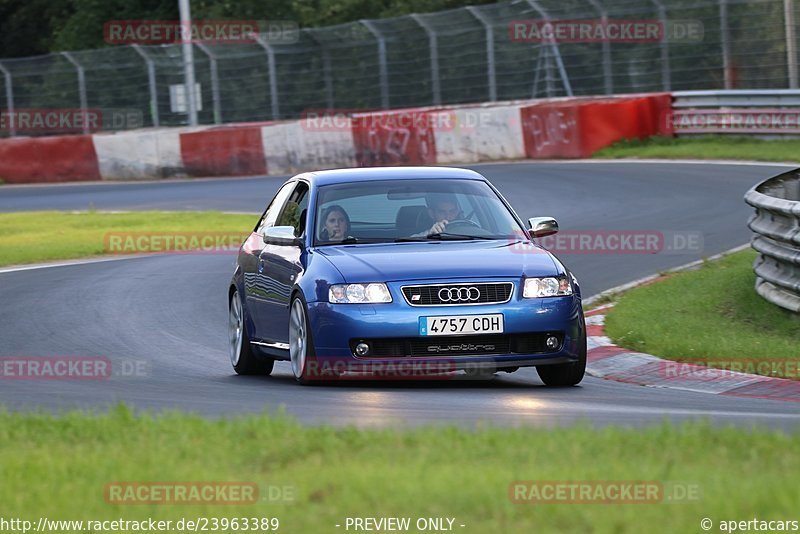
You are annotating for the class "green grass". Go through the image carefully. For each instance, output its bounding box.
[0,407,798,533]
[605,250,800,379]
[594,135,800,162]
[0,211,256,267]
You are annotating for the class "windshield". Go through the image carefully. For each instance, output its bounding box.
[313,178,526,246]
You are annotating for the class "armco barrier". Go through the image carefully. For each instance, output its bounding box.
[0,134,100,183]
[672,90,800,135]
[744,168,800,313]
[0,93,673,183]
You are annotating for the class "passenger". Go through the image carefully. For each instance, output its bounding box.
[320,204,351,242]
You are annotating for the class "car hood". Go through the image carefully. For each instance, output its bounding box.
[315,240,559,282]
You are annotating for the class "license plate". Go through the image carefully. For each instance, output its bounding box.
[419,314,504,336]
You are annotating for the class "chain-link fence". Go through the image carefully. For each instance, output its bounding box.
[0,0,798,136]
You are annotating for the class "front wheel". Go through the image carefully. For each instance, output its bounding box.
[536,332,586,387]
[229,289,274,376]
[289,296,317,384]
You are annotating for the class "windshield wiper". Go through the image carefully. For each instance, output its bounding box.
[428,232,497,240]
[318,237,376,245]
[395,233,495,242]
[393,237,429,242]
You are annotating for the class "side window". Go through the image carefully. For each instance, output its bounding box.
[255,182,295,234]
[275,182,310,237]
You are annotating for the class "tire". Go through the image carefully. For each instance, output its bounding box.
[536,324,587,387]
[229,289,274,376]
[289,295,319,384]
[464,363,496,380]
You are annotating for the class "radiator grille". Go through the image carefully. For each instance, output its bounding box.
[401,282,513,306]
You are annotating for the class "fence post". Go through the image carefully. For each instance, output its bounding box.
[0,61,15,137]
[305,30,334,110]
[786,0,798,89]
[61,52,90,134]
[195,43,221,124]
[131,45,160,127]
[650,0,671,91]
[719,0,734,89]
[587,0,613,95]
[361,20,390,109]
[411,14,442,106]
[466,6,497,102]
[525,0,573,97]
[178,0,198,125]
[253,34,281,120]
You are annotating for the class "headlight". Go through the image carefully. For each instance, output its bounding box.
[523,276,573,298]
[329,283,392,303]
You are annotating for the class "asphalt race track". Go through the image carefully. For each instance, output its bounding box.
[1,161,798,428]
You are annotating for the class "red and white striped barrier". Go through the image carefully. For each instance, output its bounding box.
[0,134,100,183]
[94,129,184,181]
[261,120,356,175]
[0,93,672,184]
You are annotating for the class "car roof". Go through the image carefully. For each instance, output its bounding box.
[297,166,487,187]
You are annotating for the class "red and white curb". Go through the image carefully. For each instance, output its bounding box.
[585,304,800,402]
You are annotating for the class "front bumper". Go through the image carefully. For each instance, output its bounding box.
[306,279,584,372]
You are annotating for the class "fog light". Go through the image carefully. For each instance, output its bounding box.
[355,343,370,356]
[546,336,559,350]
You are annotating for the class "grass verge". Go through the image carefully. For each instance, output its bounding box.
[0,211,256,267]
[1,406,798,532]
[594,135,800,162]
[604,249,800,379]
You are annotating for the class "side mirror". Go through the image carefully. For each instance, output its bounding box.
[263,226,301,246]
[528,217,559,238]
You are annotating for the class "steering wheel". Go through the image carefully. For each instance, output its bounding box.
[445,218,481,229]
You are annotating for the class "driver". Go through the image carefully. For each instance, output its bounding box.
[412,193,463,237]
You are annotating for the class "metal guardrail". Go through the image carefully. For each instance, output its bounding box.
[744,168,800,313]
[673,90,800,108]
[672,90,800,135]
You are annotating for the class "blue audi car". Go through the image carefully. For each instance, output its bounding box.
[228,166,586,386]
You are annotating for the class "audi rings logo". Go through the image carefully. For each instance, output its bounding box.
[438,286,481,303]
